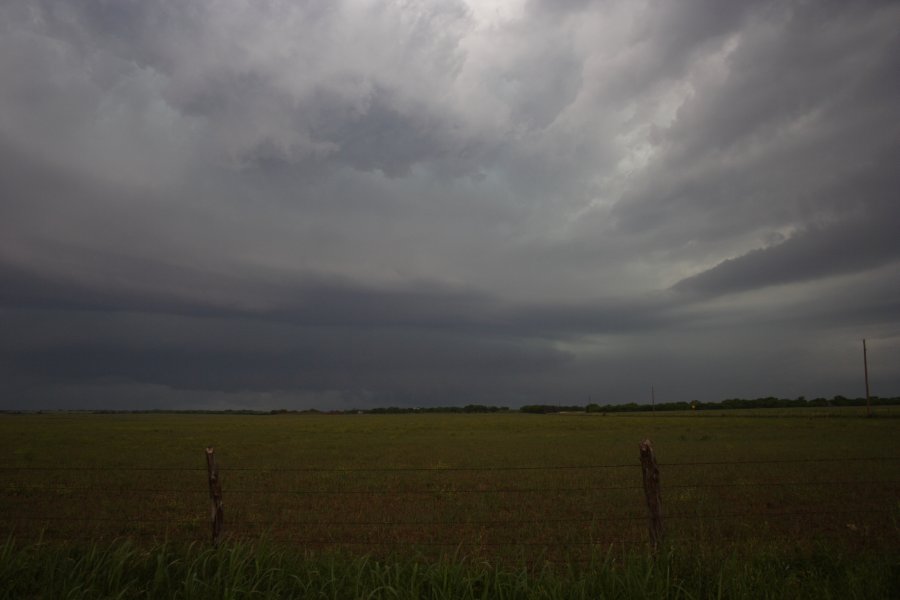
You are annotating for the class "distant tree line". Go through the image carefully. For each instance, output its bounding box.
[366,405,510,414]
[5,396,898,416]
[573,395,900,414]
[519,405,586,414]
[293,396,900,415]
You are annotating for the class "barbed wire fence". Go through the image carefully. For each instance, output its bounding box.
[1,444,898,561]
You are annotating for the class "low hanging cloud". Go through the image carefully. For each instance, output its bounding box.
[1,0,899,410]
[673,199,900,297]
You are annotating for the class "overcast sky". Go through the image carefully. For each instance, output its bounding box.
[2,0,899,411]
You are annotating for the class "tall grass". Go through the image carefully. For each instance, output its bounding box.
[1,537,897,599]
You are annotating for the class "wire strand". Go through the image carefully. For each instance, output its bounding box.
[2,456,898,473]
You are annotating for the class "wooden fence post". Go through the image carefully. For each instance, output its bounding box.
[205,447,224,545]
[639,439,663,550]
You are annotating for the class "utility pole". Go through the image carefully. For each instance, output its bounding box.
[651,385,655,411]
[863,339,871,417]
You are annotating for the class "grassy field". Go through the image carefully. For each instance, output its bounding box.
[1,408,898,597]
[2,537,897,599]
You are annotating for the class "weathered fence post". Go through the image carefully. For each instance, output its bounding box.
[205,447,224,545]
[639,439,663,550]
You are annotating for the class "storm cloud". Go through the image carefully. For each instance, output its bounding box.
[2,0,899,410]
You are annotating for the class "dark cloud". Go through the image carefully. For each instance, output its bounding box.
[672,201,900,296]
[2,0,899,409]
[5,318,574,394]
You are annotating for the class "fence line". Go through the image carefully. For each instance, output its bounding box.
[4,479,898,497]
[5,504,896,527]
[2,450,898,555]
[2,455,899,473]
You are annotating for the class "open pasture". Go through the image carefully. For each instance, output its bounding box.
[1,409,898,564]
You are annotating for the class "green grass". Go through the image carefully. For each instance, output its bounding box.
[1,537,897,599]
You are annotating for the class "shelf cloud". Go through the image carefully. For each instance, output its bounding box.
[2,0,899,409]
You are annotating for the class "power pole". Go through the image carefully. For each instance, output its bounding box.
[651,385,655,411]
[863,339,871,417]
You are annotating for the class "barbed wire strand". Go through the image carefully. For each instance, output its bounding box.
[3,479,898,497]
[4,506,895,528]
[1,456,899,473]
